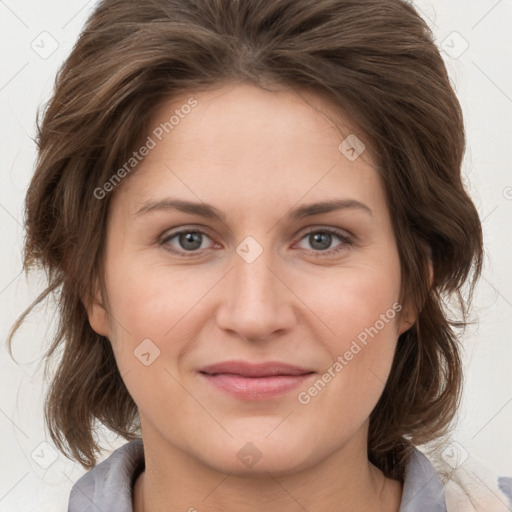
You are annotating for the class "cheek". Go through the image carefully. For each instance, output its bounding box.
[106,251,192,328]
[294,260,402,426]
[310,262,402,351]
[102,254,219,368]
[350,281,399,346]
[101,259,203,418]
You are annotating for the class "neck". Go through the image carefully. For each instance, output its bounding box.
[133,424,402,512]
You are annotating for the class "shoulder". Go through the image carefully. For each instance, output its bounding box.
[67,439,145,512]
[420,444,512,512]
[399,447,447,511]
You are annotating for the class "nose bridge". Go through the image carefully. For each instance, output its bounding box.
[234,248,277,306]
[215,238,295,340]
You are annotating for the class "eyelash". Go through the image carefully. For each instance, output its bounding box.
[159,227,353,258]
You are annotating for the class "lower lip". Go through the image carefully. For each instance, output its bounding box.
[199,373,315,400]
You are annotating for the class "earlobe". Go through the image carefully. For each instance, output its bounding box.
[397,311,413,336]
[424,243,434,289]
[85,280,110,337]
[88,301,109,337]
[397,249,434,337]
[428,258,434,289]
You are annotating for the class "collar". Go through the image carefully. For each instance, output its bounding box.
[68,439,447,511]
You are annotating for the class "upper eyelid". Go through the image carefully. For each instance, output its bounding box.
[160,225,214,240]
[300,226,351,238]
[160,225,350,238]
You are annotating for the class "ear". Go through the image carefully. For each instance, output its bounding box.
[397,304,414,337]
[397,246,433,336]
[85,277,110,337]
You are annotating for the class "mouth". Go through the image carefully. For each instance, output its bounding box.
[198,360,316,400]
[198,360,314,377]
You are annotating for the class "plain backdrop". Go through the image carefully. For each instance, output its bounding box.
[1,0,511,510]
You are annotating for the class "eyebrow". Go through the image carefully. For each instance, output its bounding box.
[134,197,373,221]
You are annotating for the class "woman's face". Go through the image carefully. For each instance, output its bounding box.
[89,82,410,474]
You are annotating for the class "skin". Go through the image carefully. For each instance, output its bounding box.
[88,82,416,512]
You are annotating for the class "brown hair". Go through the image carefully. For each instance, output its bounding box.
[8,0,483,478]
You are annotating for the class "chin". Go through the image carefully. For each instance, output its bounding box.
[192,433,323,477]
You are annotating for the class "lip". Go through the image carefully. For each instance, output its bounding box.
[198,360,316,400]
[198,360,314,377]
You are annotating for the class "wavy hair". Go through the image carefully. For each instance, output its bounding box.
[8,0,483,478]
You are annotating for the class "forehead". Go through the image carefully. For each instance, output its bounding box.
[112,82,384,217]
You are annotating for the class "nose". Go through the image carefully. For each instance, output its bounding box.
[214,245,297,342]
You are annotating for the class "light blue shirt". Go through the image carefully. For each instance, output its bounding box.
[67,439,447,511]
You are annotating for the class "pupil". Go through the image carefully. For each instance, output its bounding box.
[180,232,202,250]
[311,232,331,250]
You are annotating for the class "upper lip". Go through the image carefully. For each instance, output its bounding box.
[198,360,315,377]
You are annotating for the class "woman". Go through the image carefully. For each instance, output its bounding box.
[8,0,508,510]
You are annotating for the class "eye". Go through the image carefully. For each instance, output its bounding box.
[296,228,352,255]
[159,227,352,257]
[160,229,215,255]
